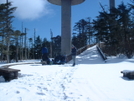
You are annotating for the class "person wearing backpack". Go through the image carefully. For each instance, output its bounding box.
[41,47,50,64]
[71,45,77,66]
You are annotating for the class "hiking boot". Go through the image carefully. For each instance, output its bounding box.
[72,63,75,66]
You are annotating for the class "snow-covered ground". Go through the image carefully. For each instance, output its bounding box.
[0,45,134,101]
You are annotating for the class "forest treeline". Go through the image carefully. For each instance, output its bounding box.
[72,1,134,59]
[0,1,134,63]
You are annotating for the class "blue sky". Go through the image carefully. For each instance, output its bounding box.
[0,0,132,41]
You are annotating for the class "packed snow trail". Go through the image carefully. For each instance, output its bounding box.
[0,64,79,101]
[38,66,78,101]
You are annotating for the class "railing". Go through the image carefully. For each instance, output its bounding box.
[66,44,96,63]
[96,45,107,62]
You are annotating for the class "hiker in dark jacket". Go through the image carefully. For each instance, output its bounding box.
[42,47,50,64]
[71,45,77,66]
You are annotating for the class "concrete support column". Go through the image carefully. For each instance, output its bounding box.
[61,0,71,55]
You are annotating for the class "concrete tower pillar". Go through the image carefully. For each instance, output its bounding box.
[47,0,85,55]
[61,0,71,55]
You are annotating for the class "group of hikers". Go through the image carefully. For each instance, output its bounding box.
[41,45,77,66]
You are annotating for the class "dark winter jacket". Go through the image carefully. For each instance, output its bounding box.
[42,47,48,54]
[71,47,77,56]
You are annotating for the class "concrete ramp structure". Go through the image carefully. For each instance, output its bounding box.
[47,0,85,55]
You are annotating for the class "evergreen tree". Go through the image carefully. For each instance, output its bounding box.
[93,2,133,57]
[0,1,16,62]
[13,30,21,62]
[73,19,89,48]
[51,35,61,56]
[34,36,42,59]
[28,38,33,59]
